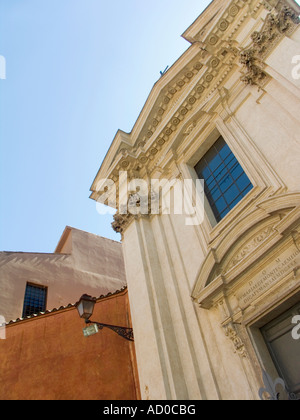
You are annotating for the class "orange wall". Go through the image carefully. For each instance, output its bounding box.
[0,290,140,400]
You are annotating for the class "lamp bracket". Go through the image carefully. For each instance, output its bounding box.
[86,320,134,342]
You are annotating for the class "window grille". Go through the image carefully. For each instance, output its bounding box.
[195,136,253,222]
[22,283,47,317]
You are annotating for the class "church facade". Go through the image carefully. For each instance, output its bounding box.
[90,0,300,400]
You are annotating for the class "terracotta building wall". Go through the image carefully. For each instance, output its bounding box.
[0,289,140,400]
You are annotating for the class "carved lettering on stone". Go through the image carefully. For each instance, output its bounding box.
[237,247,300,309]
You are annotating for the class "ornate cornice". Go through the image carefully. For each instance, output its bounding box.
[110,56,236,179]
[100,1,300,181]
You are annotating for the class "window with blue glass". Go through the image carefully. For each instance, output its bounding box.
[195,136,253,223]
[22,283,47,317]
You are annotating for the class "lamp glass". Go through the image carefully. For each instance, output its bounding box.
[76,295,96,320]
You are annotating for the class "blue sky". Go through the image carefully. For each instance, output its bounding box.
[0,0,213,252]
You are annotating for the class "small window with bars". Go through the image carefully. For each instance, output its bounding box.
[22,283,47,317]
[194,136,253,223]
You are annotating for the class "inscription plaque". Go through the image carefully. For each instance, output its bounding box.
[237,247,300,308]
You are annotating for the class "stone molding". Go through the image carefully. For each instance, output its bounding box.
[225,225,275,271]
[223,322,248,358]
[192,193,300,304]
[193,194,300,361]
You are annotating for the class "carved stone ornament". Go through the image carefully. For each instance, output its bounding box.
[111,213,125,234]
[240,49,267,87]
[223,322,247,358]
[111,212,132,235]
[275,4,300,32]
[240,2,300,86]
[183,121,197,136]
[252,4,299,54]
[112,190,160,235]
[226,225,274,272]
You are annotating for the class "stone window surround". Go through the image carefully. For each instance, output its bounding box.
[176,94,300,388]
[183,112,300,394]
[178,107,286,247]
[194,135,253,223]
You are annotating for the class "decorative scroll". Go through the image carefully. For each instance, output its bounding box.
[226,226,274,271]
[240,49,267,86]
[112,213,132,235]
[223,322,247,358]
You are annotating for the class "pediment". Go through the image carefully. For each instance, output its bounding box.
[192,193,300,308]
[182,0,231,44]
[90,0,300,200]
[90,0,255,193]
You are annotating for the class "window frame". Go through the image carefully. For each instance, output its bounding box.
[247,293,300,400]
[178,117,285,245]
[260,302,300,397]
[22,282,48,318]
[194,135,253,223]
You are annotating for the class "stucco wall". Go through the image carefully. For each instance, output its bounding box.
[0,227,126,322]
[0,290,140,400]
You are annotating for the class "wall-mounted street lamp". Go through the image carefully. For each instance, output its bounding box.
[75,294,134,342]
